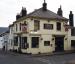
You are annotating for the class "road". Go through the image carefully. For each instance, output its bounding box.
[0,50,75,64]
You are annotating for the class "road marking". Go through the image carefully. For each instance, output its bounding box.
[36,58,52,64]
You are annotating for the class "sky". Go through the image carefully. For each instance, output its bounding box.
[0,0,75,27]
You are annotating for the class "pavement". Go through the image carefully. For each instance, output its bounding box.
[0,50,75,64]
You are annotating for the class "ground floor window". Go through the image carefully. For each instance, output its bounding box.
[31,37,39,48]
[14,37,18,46]
[44,41,50,46]
[21,37,28,49]
[71,40,75,47]
[11,40,13,46]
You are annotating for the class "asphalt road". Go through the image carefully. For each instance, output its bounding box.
[0,50,75,64]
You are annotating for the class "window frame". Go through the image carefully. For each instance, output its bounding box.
[34,20,40,31]
[71,40,75,47]
[44,41,50,46]
[56,22,61,31]
[20,23,21,31]
[16,24,17,31]
[31,37,39,48]
[71,29,75,36]
[44,24,53,30]
[21,37,28,49]
[14,37,18,46]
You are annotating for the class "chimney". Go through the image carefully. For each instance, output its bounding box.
[57,6,63,16]
[21,7,27,17]
[42,0,47,11]
[69,11,74,27]
[16,14,21,20]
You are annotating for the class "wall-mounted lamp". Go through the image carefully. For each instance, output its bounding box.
[31,18,33,20]
[50,44,53,47]
[40,38,43,40]
[65,38,67,40]
[47,20,50,22]
[52,38,54,40]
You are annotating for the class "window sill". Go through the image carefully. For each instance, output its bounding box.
[31,47,39,48]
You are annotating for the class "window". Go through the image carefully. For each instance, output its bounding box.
[16,24,17,31]
[44,41,50,46]
[57,22,61,31]
[44,24,53,29]
[32,37,39,48]
[71,40,75,47]
[24,21,27,24]
[71,28,75,36]
[34,20,40,31]
[20,23,21,31]
[21,37,28,49]
[14,37,18,46]
[11,27,13,34]
[11,40,13,46]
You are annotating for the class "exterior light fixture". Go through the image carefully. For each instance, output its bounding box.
[52,38,54,40]
[40,38,43,40]
[65,38,67,40]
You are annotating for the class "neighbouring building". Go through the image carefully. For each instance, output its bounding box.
[9,24,14,51]
[0,27,9,49]
[0,37,3,48]
[0,29,9,51]
[9,1,75,54]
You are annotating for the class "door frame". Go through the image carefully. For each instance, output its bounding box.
[31,37,39,48]
[54,35,65,52]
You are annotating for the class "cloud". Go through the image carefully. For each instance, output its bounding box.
[0,0,75,27]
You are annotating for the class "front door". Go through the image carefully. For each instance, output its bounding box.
[55,37,64,52]
[31,37,39,48]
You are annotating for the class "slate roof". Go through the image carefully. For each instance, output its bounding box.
[27,8,68,20]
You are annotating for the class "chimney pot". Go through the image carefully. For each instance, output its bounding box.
[69,11,74,27]
[57,6,63,16]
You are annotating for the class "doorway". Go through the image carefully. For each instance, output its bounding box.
[55,37,64,52]
[31,37,39,48]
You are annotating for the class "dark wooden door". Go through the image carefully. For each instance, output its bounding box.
[55,37,64,52]
[31,37,39,48]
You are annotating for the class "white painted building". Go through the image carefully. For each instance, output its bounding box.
[9,1,75,54]
[0,30,10,51]
[68,27,75,50]
[9,24,14,51]
[0,37,3,48]
[0,27,8,49]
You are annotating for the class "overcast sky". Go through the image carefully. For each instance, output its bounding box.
[0,0,75,27]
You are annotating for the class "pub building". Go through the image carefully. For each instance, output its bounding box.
[9,0,75,54]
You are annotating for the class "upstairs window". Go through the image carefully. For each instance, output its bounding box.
[57,22,61,31]
[71,28,75,36]
[11,27,13,34]
[20,23,21,31]
[16,24,17,31]
[34,20,40,31]
[24,21,27,25]
[44,24,53,30]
